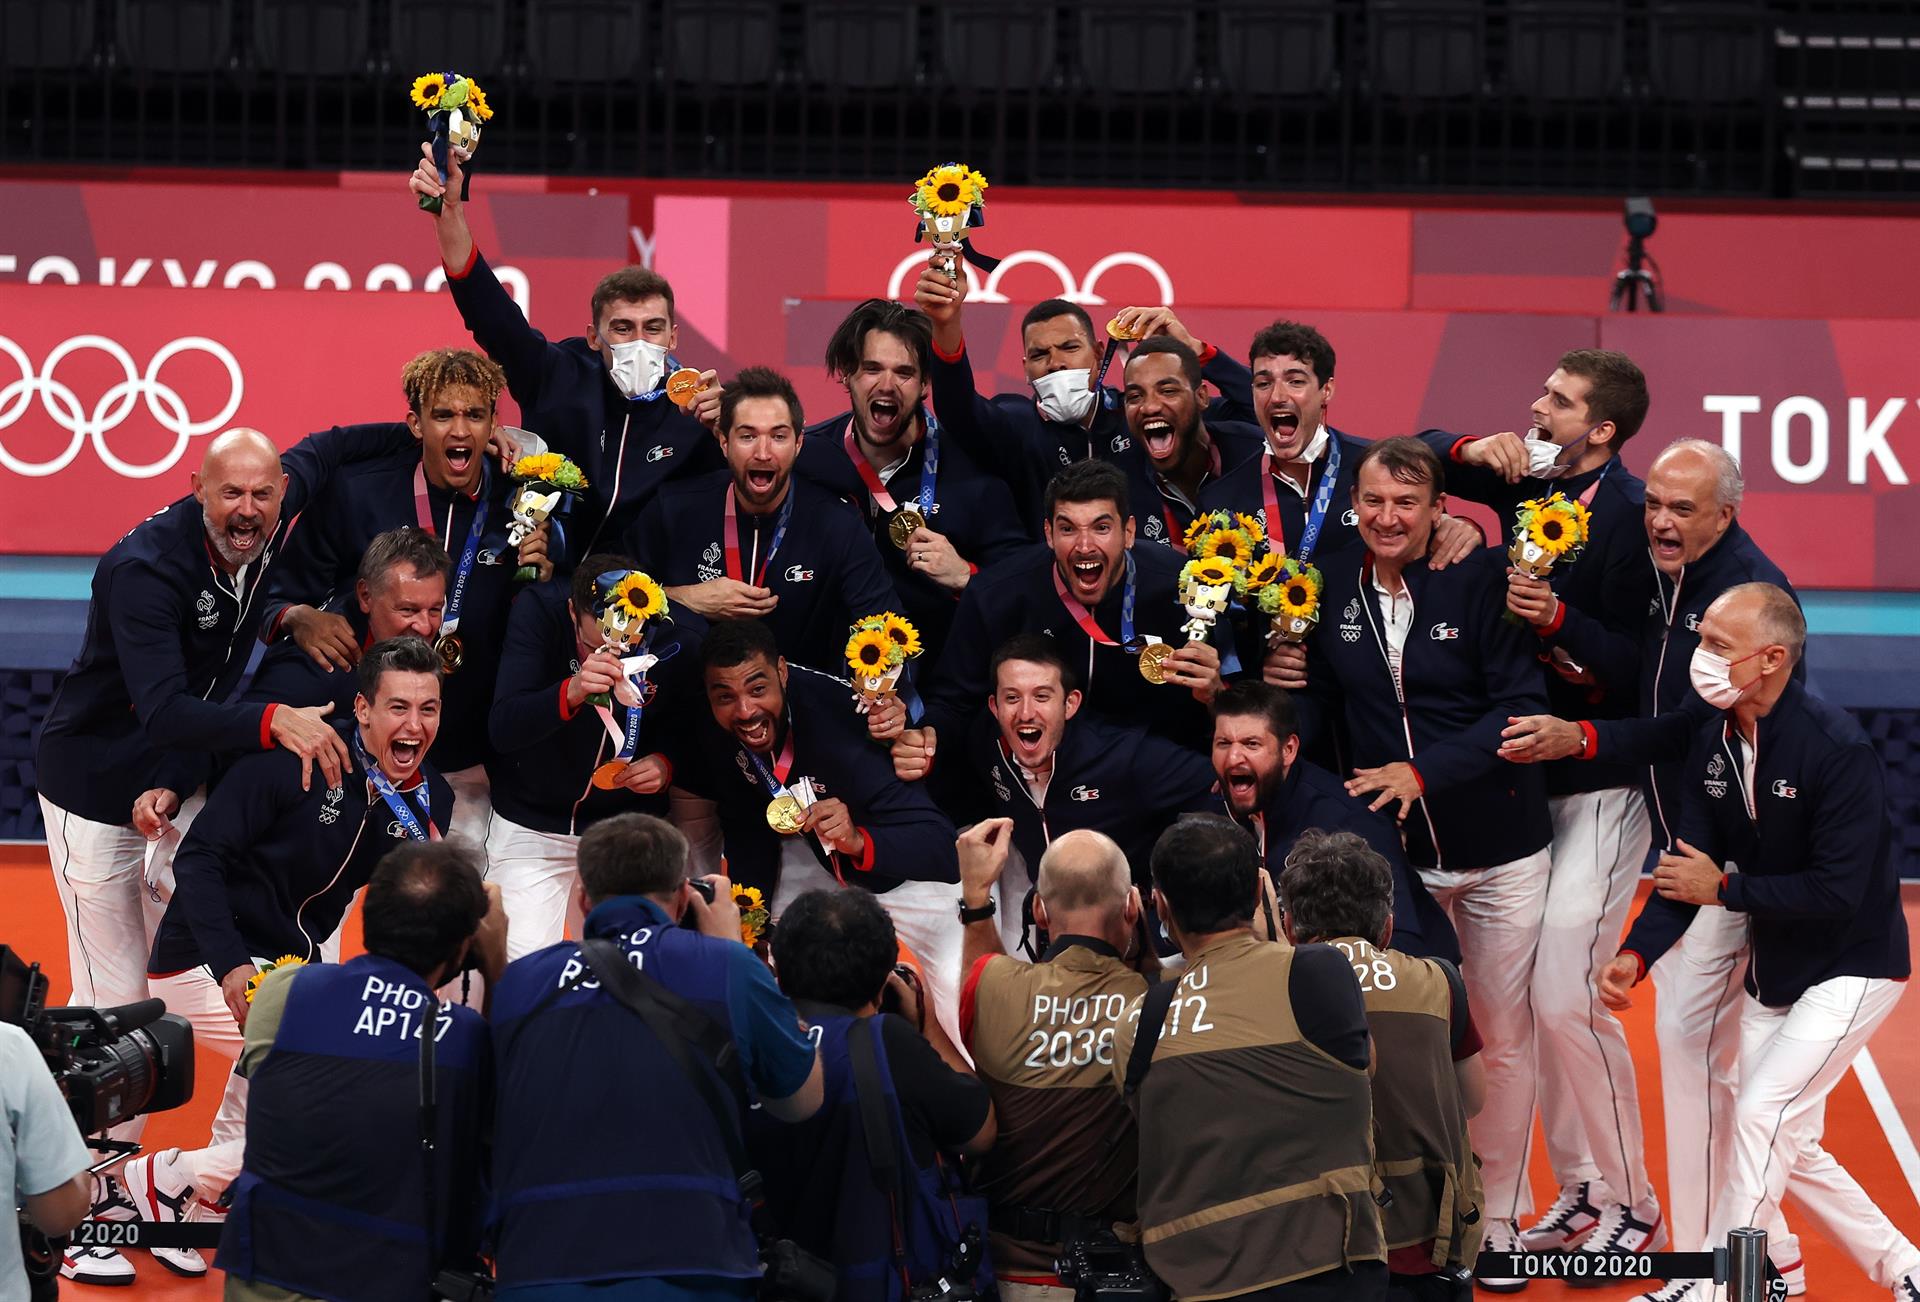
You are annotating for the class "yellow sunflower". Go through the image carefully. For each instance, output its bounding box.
[1277,579,1320,621]
[915,163,984,218]
[1233,512,1266,546]
[1182,558,1239,590]
[246,954,308,1003]
[1182,513,1217,554]
[1198,527,1255,569]
[1243,552,1284,592]
[611,572,667,623]
[513,452,563,480]
[410,73,446,110]
[880,612,923,659]
[1527,508,1582,558]
[732,885,765,913]
[466,84,494,122]
[846,627,898,677]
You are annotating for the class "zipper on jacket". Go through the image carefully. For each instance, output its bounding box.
[1646,560,1684,848]
[1359,565,1445,869]
[296,801,372,958]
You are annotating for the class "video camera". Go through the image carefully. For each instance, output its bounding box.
[0,945,195,1139]
[1056,1230,1169,1302]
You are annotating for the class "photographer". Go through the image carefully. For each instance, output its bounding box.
[4,1022,93,1302]
[487,813,824,1299]
[1114,815,1386,1300]
[216,840,505,1302]
[955,823,1150,1301]
[1279,830,1486,1302]
[754,887,995,1301]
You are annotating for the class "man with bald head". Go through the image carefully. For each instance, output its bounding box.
[1499,438,1805,1277]
[956,821,1150,1298]
[35,421,406,1284]
[1599,585,1917,1302]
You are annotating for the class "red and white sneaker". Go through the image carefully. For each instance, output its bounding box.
[1519,1181,1604,1252]
[1570,1198,1666,1289]
[120,1148,212,1278]
[58,1172,136,1286]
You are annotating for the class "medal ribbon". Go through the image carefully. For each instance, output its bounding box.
[591,640,679,761]
[1049,550,1138,649]
[353,729,438,841]
[744,724,798,799]
[413,461,491,641]
[722,481,795,587]
[842,406,941,522]
[1261,431,1342,561]
[628,352,684,404]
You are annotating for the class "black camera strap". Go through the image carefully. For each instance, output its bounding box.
[1122,980,1177,1101]
[846,1016,914,1286]
[576,938,762,1205]
[418,995,442,1289]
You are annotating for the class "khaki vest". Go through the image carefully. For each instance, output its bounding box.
[969,943,1148,1275]
[1112,934,1384,1301]
[1330,936,1484,1270]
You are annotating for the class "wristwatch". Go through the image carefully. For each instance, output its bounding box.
[958,898,997,924]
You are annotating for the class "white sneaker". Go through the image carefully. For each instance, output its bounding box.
[58,1172,137,1286]
[1632,1282,1715,1302]
[120,1148,211,1277]
[1520,1181,1604,1251]
[1475,1217,1528,1293]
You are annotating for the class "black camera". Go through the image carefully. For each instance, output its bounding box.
[1056,1230,1169,1302]
[0,945,195,1137]
[760,1237,838,1302]
[907,1224,984,1301]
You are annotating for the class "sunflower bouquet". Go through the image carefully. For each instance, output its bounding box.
[733,884,771,949]
[846,612,922,710]
[411,70,495,214]
[1181,509,1265,564]
[910,162,989,280]
[507,453,588,581]
[245,954,308,1003]
[588,569,669,707]
[1177,555,1244,644]
[1509,491,1592,579]
[1253,555,1325,645]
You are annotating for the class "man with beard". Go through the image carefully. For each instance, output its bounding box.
[1120,338,1264,547]
[937,635,1216,957]
[912,263,1254,538]
[672,619,968,1043]
[120,637,456,1278]
[630,367,901,674]
[1290,439,1551,1279]
[1417,351,1665,1269]
[412,146,722,556]
[485,556,707,959]
[909,461,1231,768]
[1209,682,1457,964]
[796,299,1027,675]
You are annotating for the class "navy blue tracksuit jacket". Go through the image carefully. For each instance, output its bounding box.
[444,249,722,556]
[37,423,409,825]
[1620,681,1909,1007]
[1300,545,1552,871]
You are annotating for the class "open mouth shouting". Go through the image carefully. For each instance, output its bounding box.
[442,440,477,482]
[1064,551,1108,603]
[733,711,776,753]
[1009,720,1048,765]
[1139,415,1178,466]
[1266,405,1303,455]
[741,464,781,501]
[226,513,262,557]
[1221,765,1261,813]
[1650,529,1684,568]
[385,735,425,778]
[865,394,905,440]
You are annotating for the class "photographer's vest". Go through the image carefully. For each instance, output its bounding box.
[217,957,490,1302]
[489,899,760,1287]
[1332,937,1483,1270]
[966,938,1147,1277]
[763,1009,992,1302]
[1123,934,1384,1300]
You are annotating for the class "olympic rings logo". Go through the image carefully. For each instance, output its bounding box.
[0,335,244,479]
[885,249,1176,306]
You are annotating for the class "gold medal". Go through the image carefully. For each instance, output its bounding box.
[766,794,805,835]
[1137,640,1174,684]
[591,760,627,791]
[665,367,703,407]
[888,506,927,550]
[1106,315,1137,341]
[435,633,463,674]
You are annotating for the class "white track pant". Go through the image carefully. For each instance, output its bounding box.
[441,764,492,863]
[1710,978,1920,1288]
[483,813,583,961]
[1421,846,1552,1221]
[1533,788,1653,1208]
[147,965,252,1197]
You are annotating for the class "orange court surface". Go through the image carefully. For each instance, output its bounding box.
[6,846,1918,1300]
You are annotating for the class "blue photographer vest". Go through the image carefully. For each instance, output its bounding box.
[488,899,760,1287]
[782,1012,993,1302]
[217,956,491,1302]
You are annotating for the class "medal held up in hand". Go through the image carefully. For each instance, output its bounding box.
[411,70,495,214]
[507,453,588,582]
[910,163,989,281]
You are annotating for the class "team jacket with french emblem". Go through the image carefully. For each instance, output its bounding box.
[485,578,707,837]
[670,664,958,898]
[36,422,411,826]
[959,937,1149,1278]
[1567,521,1796,853]
[444,248,722,556]
[1416,438,1652,796]
[1196,426,1369,561]
[796,413,1029,677]
[628,470,902,676]
[148,720,454,981]
[1218,759,1460,964]
[259,439,525,773]
[967,712,1216,886]
[926,543,1230,751]
[925,337,1259,540]
[1620,680,1910,1007]
[1300,545,1551,871]
[218,956,492,1302]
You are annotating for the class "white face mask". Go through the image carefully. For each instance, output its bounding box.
[1525,425,1596,480]
[1689,646,1764,710]
[606,338,669,399]
[1032,368,1097,424]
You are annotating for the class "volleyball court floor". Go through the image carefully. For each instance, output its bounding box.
[6,848,1916,1299]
